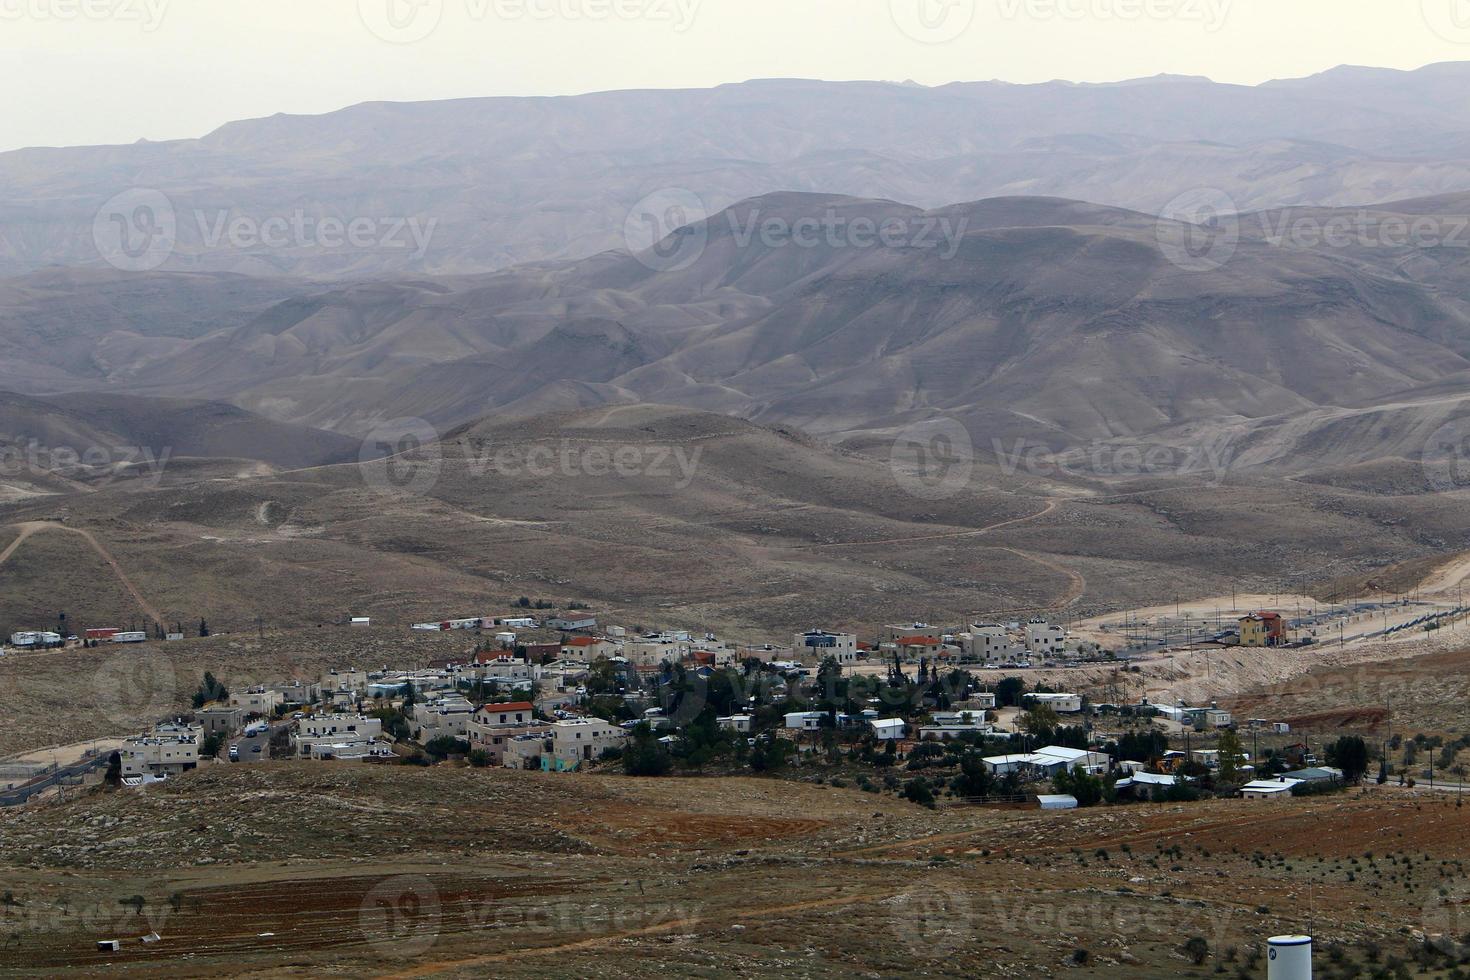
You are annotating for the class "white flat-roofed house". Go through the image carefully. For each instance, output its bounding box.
[1024,619,1067,658]
[412,695,475,740]
[920,709,992,740]
[547,616,598,632]
[870,718,906,741]
[293,714,382,755]
[547,718,627,771]
[1027,692,1083,714]
[121,726,201,779]
[321,668,369,693]
[982,753,1038,776]
[717,715,753,733]
[503,732,552,770]
[793,630,859,664]
[1031,745,1108,775]
[467,702,546,764]
[783,711,828,732]
[1242,777,1303,800]
[623,634,692,667]
[961,624,1024,664]
[230,687,283,717]
[9,631,62,649]
[305,734,393,761]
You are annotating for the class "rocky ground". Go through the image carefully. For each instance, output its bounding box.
[2,764,1469,977]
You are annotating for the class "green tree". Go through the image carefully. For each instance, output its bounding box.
[750,736,793,773]
[901,777,935,808]
[1327,735,1369,784]
[950,753,996,798]
[623,723,672,776]
[424,736,469,760]
[994,676,1027,707]
[1216,730,1246,784]
[191,671,229,709]
[1019,702,1061,734]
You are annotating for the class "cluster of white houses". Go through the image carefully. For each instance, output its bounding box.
[104,609,1314,801]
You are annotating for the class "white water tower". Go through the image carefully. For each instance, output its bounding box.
[1267,935,1312,979]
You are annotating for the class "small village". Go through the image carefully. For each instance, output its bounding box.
[3,603,1415,812]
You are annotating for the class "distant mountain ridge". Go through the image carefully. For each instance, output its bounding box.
[5,64,1470,278]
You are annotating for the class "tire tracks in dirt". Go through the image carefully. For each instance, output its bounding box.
[0,521,165,624]
[377,890,903,978]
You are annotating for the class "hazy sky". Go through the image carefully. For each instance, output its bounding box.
[6,0,1469,152]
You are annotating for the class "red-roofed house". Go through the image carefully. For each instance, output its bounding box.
[561,635,619,659]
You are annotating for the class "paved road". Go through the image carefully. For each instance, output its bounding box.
[230,726,275,764]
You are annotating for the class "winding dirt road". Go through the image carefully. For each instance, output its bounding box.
[0,521,165,624]
[798,498,1059,550]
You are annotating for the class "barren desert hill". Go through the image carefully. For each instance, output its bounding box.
[0,390,364,472]
[7,190,1470,470]
[4,404,1470,646]
[10,64,1470,277]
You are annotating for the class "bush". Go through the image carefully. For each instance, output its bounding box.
[623,726,672,776]
[424,736,470,760]
[901,778,936,808]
